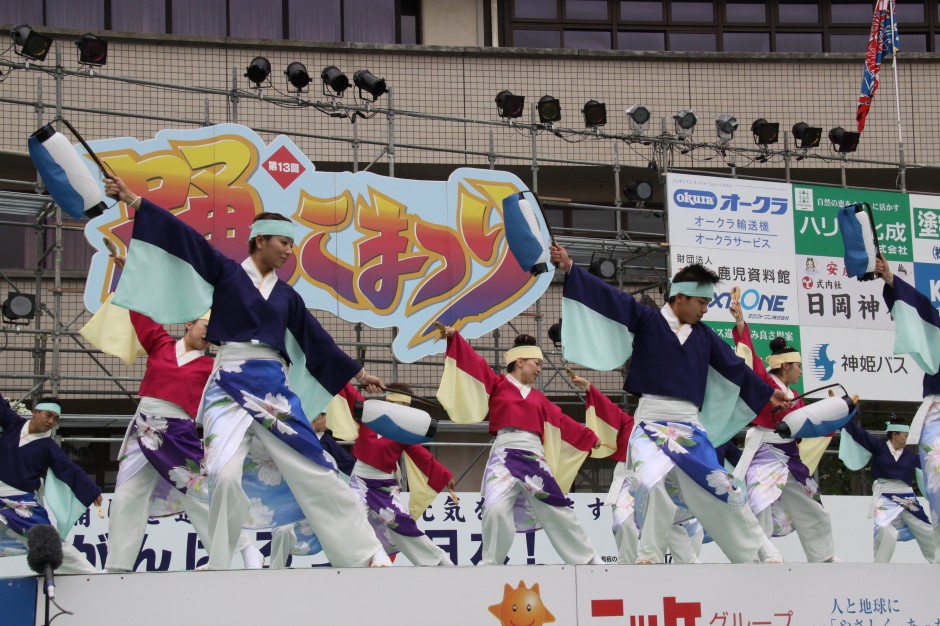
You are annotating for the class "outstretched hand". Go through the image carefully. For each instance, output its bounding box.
[433,321,455,339]
[103,175,139,207]
[769,388,792,410]
[875,253,894,287]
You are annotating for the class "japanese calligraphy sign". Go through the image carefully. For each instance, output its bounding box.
[666,173,794,254]
[798,326,921,400]
[672,247,799,326]
[793,184,912,261]
[795,255,911,331]
[80,124,553,362]
[910,195,940,313]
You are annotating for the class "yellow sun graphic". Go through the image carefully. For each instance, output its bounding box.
[488,581,556,626]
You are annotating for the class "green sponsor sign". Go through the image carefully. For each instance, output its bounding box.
[706,321,804,394]
[912,206,940,241]
[792,184,912,261]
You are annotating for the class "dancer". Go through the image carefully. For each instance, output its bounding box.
[436,326,602,565]
[841,414,935,562]
[876,255,940,561]
[101,255,261,572]
[570,375,703,564]
[349,383,455,566]
[728,303,839,562]
[0,394,101,573]
[552,244,788,564]
[105,176,388,569]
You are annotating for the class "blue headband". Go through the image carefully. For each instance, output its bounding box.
[886,423,909,433]
[35,402,61,416]
[668,281,715,299]
[248,219,295,242]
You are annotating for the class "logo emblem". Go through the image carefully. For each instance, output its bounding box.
[810,344,836,381]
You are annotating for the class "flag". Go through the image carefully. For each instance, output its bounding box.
[857,0,899,132]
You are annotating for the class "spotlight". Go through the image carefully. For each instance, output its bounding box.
[495,91,525,119]
[320,65,349,95]
[589,257,617,280]
[791,122,822,149]
[537,96,561,123]
[715,114,738,143]
[624,180,653,204]
[751,119,779,145]
[11,25,52,62]
[673,109,697,139]
[547,319,562,347]
[76,33,107,67]
[829,127,860,154]
[1,293,35,322]
[582,100,607,128]
[285,62,311,91]
[353,69,387,101]
[626,104,651,133]
[245,56,271,86]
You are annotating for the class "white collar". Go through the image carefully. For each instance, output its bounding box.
[769,374,794,399]
[887,440,904,460]
[661,303,693,344]
[20,421,53,447]
[506,371,532,399]
[241,257,278,300]
[176,338,204,367]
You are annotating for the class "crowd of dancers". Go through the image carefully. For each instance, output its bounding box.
[0,177,936,572]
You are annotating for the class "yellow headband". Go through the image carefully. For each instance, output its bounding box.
[199,310,211,321]
[766,352,801,369]
[505,345,543,365]
[385,392,412,405]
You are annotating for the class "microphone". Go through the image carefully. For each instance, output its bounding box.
[27,525,64,599]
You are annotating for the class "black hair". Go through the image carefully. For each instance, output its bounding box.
[767,336,799,374]
[666,263,720,303]
[507,334,539,373]
[248,212,292,254]
[386,382,413,396]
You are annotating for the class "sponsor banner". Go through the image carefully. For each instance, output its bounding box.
[80,124,552,363]
[798,326,921,402]
[909,193,940,264]
[705,321,803,395]
[672,247,799,326]
[795,255,911,330]
[913,262,940,314]
[793,184,912,262]
[576,562,939,626]
[666,173,794,254]
[1,493,933,578]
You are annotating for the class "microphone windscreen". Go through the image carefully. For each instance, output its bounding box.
[26,525,64,573]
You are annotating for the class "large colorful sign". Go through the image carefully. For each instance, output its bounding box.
[81,125,552,362]
[668,174,934,402]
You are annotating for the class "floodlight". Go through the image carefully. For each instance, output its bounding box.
[582,100,607,128]
[245,57,271,86]
[624,180,653,203]
[715,114,738,143]
[751,118,779,145]
[673,108,697,138]
[76,34,107,67]
[547,319,562,346]
[537,96,561,123]
[626,104,651,132]
[495,91,525,118]
[2,293,35,322]
[589,258,617,280]
[829,127,860,154]
[353,69,387,101]
[320,65,349,95]
[11,25,52,62]
[791,122,823,149]
[285,62,311,91]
